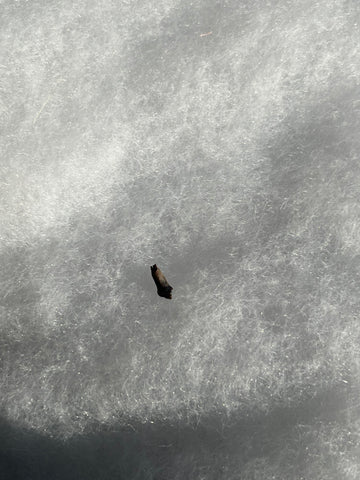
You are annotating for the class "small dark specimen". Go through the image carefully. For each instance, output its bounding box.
[150,264,173,299]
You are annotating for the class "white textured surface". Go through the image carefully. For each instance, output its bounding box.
[1,0,360,478]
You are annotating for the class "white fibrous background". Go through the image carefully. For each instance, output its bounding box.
[1,0,360,478]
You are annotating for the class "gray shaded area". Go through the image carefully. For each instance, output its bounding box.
[1,0,360,478]
[0,385,358,479]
